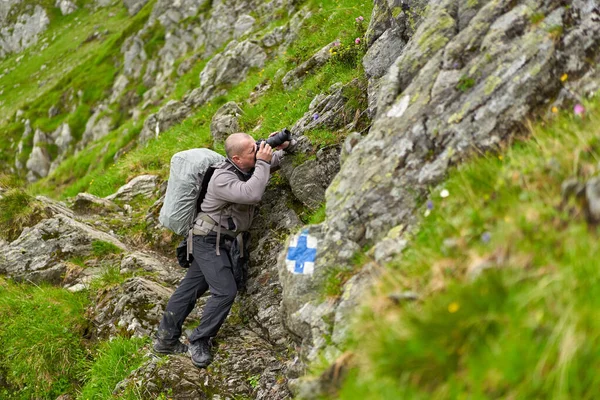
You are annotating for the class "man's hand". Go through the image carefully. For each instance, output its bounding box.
[256,141,273,163]
[269,131,290,150]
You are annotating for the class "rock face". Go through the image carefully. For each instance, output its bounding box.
[0,5,50,58]
[0,214,128,284]
[277,0,600,382]
[139,101,191,144]
[89,277,173,339]
[210,101,243,144]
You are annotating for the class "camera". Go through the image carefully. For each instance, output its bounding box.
[256,128,291,151]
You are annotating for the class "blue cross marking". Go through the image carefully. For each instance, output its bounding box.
[286,230,317,274]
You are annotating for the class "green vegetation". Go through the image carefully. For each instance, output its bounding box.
[0,276,148,399]
[0,187,48,241]
[78,336,148,400]
[0,278,88,399]
[456,74,476,92]
[335,99,600,398]
[91,240,123,257]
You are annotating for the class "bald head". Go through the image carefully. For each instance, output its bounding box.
[225,133,254,159]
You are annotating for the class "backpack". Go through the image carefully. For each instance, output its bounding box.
[159,148,225,237]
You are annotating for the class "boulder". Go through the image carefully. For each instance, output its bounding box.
[105,175,159,202]
[123,0,149,16]
[287,146,341,210]
[72,192,122,215]
[50,123,73,154]
[138,100,190,144]
[234,14,255,39]
[0,214,127,284]
[0,6,50,59]
[88,277,173,339]
[120,251,184,286]
[290,79,368,137]
[55,0,78,15]
[122,36,147,79]
[586,177,600,223]
[25,146,51,182]
[79,109,113,149]
[210,101,243,144]
[199,40,267,89]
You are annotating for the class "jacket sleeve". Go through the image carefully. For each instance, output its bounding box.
[270,138,296,170]
[210,160,271,204]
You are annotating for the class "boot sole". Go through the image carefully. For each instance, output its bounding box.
[153,346,188,355]
[191,358,212,368]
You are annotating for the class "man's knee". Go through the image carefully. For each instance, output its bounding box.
[219,286,237,305]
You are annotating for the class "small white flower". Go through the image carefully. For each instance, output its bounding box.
[424,209,431,217]
[440,189,450,198]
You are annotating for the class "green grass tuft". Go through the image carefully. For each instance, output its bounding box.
[0,278,89,399]
[0,188,48,241]
[77,336,148,400]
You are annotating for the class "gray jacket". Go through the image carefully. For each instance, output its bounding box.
[198,150,286,233]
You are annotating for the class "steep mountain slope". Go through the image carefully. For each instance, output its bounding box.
[0,0,599,398]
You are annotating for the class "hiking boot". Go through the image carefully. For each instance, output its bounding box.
[189,338,212,368]
[153,339,189,355]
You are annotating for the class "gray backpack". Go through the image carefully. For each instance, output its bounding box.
[159,148,225,236]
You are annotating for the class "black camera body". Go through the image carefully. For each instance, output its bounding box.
[256,128,291,151]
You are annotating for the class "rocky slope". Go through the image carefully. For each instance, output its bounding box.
[0,0,599,398]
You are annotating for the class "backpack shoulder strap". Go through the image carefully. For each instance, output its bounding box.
[196,165,217,214]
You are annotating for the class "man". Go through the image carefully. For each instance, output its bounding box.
[153,132,293,368]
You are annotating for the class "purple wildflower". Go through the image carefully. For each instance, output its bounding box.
[427,200,434,210]
[574,103,585,116]
[481,232,491,243]
[312,113,319,121]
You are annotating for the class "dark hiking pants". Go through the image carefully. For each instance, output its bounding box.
[156,234,237,344]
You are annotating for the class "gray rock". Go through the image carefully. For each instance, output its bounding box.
[363,27,407,79]
[36,195,74,219]
[55,0,78,15]
[330,271,372,347]
[290,79,368,137]
[340,131,362,165]
[123,0,149,16]
[122,36,147,79]
[586,177,600,223]
[79,109,113,149]
[110,74,130,104]
[210,101,243,144]
[105,174,159,202]
[234,14,255,39]
[48,104,60,118]
[50,123,73,154]
[288,146,340,210]
[138,100,191,144]
[0,214,127,283]
[25,146,50,182]
[0,6,50,59]
[200,40,267,89]
[72,192,122,215]
[89,277,173,339]
[120,251,184,286]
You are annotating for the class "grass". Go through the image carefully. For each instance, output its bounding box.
[0,187,48,241]
[91,240,123,257]
[333,98,600,398]
[77,336,148,400]
[0,277,89,399]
